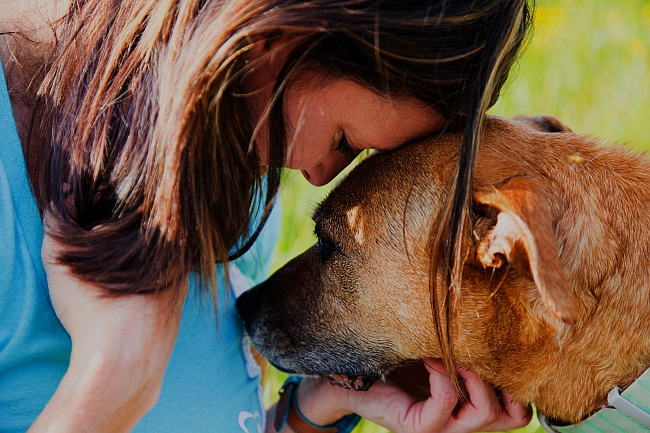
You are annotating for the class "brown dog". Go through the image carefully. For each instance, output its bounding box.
[237,115,650,425]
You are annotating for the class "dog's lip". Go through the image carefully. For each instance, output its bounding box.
[319,373,378,391]
[269,360,378,391]
[268,360,297,374]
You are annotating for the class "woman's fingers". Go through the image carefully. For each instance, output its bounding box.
[418,360,462,429]
[387,360,438,400]
[446,366,532,433]
[444,367,501,433]
[347,359,459,433]
[495,388,533,430]
[305,359,531,433]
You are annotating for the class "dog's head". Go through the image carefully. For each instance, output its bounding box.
[238,116,580,384]
[237,115,649,422]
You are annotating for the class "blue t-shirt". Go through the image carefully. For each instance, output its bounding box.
[0,63,281,432]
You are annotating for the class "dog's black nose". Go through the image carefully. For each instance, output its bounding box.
[235,286,259,324]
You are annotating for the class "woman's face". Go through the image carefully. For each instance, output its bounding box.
[244,38,446,186]
[277,76,446,186]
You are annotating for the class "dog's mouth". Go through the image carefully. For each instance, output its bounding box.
[319,374,378,391]
[267,358,379,391]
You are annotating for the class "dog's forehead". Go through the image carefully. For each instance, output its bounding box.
[313,197,360,237]
[314,134,463,217]
[314,162,397,231]
[312,204,338,230]
[312,117,537,235]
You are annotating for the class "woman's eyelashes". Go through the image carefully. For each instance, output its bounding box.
[335,132,356,160]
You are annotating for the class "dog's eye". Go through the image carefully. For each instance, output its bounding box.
[317,237,335,262]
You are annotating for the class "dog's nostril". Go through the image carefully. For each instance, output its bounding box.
[235,289,258,323]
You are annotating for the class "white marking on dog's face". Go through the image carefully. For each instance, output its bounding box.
[346,205,364,245]
[568,154,584,163]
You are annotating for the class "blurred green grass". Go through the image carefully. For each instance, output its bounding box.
[264,1,650,432]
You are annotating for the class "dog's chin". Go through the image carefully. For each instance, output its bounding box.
[319,373,378,391]
[268,359,381,391]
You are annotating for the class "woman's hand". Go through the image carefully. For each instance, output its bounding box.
[286,359,531,433]
[29,233,186,433]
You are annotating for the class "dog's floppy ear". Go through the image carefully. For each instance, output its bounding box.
[473,177,578,324]
[513,115,573,133]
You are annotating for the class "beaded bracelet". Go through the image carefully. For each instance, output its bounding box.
[274,376,361,433]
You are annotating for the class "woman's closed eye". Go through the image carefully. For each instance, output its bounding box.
[334,132,356,160]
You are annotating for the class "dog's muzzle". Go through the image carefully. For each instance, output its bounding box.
[236,284,381,391]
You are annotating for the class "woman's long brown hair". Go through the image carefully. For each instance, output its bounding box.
[33,0,531,392]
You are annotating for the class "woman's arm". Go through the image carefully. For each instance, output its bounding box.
[29,234,185,433]
[265,359,531,433]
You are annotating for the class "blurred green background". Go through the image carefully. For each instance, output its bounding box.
[263,1,650,432]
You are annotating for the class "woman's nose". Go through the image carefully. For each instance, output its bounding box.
[301,154,353,186]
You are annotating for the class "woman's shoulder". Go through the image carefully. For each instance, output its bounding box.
[0,54,73,433]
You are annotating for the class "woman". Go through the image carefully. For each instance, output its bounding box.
[0,0,533,431]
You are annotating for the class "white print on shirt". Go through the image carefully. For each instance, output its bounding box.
[229,265,262,380]
[230,264,266,432]
[229,265,252,299]
[241,335,262,379]
[238,411,263,433]
[257,385,267,429]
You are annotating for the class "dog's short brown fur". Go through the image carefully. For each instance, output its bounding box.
[238,115,650,424]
